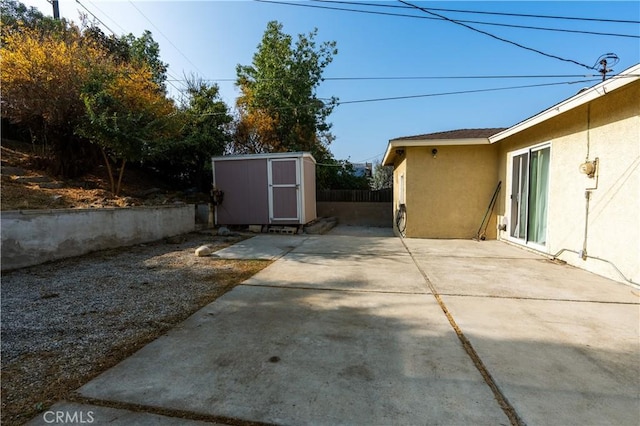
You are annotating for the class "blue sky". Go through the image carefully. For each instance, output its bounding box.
[20,1,640,164]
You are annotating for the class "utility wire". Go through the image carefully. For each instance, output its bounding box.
[336,79,600,105]
[315,0,640,24]
[74,0,186,96]
[127,1,206,78]
[166,73,607,82]
[399,0,598,71]
[75,0,117,35]
[255,1,639,39]
[87,0,127,34]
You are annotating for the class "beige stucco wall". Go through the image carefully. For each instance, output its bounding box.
[395,144,499,239]
[496,80,639,284]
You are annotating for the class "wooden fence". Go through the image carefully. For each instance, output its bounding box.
[316,188,392,203]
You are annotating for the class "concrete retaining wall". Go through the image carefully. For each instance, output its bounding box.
[1,205,195,271]
[316,202,392,228]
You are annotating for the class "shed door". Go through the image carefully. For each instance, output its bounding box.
[268,158,301,223]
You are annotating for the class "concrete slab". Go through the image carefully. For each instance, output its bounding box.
[325,225,394,237]
[26,401,217,425]
[414,250,637,303]
[78,285,509,425]
[242,252,428,293]
[442,295,640,426]
[293,234,405,256]
[404,238,542,259]
[213,235,308,260]
[35,230,639,425]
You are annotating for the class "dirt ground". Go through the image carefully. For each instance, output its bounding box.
[0,232,271,425]
[1,139,205,211]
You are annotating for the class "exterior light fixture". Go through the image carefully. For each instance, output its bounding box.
[432,148,438,158]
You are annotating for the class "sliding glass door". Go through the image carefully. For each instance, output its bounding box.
[510,145,551,247]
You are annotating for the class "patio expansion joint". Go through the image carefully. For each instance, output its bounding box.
[400,239,525,426]
[240,282,430,295]
[67,394,274,426]
[438,293,640,305]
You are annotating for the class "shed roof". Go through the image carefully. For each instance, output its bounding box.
[212,151,316,163]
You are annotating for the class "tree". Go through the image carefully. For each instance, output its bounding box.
[316,159,370,190]
[123,30,168,93]
[78,59,176,195]
[152,77,232,190]
[0,0,63,40]
[369,160,393,190]
[1,21,105,176]
[234,21,338,159]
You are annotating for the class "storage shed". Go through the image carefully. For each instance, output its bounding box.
[211,152,317,226]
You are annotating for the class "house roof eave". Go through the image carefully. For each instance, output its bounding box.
[489,63,640,143]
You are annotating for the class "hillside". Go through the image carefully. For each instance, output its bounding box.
[1,139,208,211]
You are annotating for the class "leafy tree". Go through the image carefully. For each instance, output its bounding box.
[234,21,338,159]
[317,159,370,190]
[152,77,232,190]
[369,160,393,190]
[78,59,176,195]
[1,22,104,176]
[0,0,63,40]
[123,30,168,93]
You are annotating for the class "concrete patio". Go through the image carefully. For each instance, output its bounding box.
[29,226,639,425]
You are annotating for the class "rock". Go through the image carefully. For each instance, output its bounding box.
[248,225,262,233]
[217,226,231,236]
[195,245,213,257]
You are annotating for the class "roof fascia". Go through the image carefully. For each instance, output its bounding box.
[489,64,640,143]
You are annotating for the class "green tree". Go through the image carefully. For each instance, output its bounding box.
[0,0,63,40]
[78,59,176,195]
[152,77,232,190]
[317,159,370,190]
[123,30,168,92]
[234,21,338,158]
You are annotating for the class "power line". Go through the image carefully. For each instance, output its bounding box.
[255,1,640,39]
[336,79,601,105]
[87,0,127,34]
[399,0,598,71]
[75,0,117,35]
[127,1,206,78]
[167,73,607,83]
[314,1,640,24]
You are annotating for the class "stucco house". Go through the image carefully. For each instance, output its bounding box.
[383,63,639,284]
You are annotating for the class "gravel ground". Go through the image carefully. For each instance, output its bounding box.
[0,232,270,425]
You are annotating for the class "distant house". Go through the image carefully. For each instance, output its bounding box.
[383,63,639,284]
[352,162,373,178]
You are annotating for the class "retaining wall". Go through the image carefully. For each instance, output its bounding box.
[316,201,392,228]
[1,205,195,271]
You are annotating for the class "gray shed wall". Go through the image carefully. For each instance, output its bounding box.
[213,153,317,226]
[214,159,269,225]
